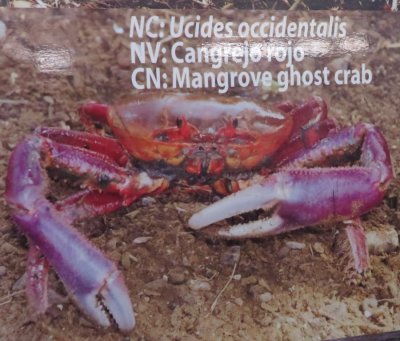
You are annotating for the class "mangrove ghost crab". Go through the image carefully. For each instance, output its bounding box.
[5,93,393,333]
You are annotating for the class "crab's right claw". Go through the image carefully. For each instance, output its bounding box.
[11,201,136,333]
[6,137,135,333]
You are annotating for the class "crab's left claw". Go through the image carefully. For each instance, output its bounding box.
[189,167,387,239]
[189,124,393,240]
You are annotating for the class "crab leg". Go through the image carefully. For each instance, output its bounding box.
[38,127,129,166]
[55,190,127,222]
[189,123,393,243]
[344,219,369,273]
[5,135,166,332]
[41,136,169,206]
[272,97,337,167]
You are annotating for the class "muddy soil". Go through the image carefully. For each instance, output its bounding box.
[0,10,399,341]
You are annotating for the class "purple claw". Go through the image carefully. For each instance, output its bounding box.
[6,137,135,332]
[189,168,385,238]
[189,124,393,241]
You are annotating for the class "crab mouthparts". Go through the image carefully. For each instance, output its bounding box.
[188,182,283,238]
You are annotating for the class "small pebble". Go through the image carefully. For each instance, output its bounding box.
[12,272,27,291]
[143,279,165,297]
[259,292,273,303]
[362,297,378,317]
[133,236,152,244]
[313,242,325,254]
[366,227,399,254]
[364,310,373,318]
[167,267,187,285]
[0,266,6,277]
[112,22,124,34]
[285,241,305,250]
[189,279,211,291]
[141,197,156,205]
[234,298,243,306]
[233,274,241,281]
[121,252,131,270]
[43,96,54,105]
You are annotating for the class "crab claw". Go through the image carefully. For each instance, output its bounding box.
[189,123,393,239]
[189,167,388,239]
[188,175,284,238]
[12,202,136,333]
[188,182,275,230]
[73,268,135,332]
[6,137,135,333]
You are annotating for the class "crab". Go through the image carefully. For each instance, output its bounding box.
[5,93,393,333]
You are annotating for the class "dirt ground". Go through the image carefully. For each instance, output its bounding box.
[0,10,399,341]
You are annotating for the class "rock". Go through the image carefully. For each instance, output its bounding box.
[167,267,187,285]
[143,279,166,296]
[285,241,305,250]
[259,292,273,303]
[366,226,399,254]
[234,297,243,306]
[0,266,6,277]
[12,272,27,291]
[121,252,132,270]
[133,236,152,244]
[141,197,156,206]
[313,242,325,254]
[188,279,211,291]
[362,297,378,317]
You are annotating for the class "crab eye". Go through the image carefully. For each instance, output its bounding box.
[98,174,111,187]
[155,133,169,142]
[232,118,238,128]
[176,118,183,128]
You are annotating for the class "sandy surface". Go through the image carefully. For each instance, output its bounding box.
[0,10,399,341]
